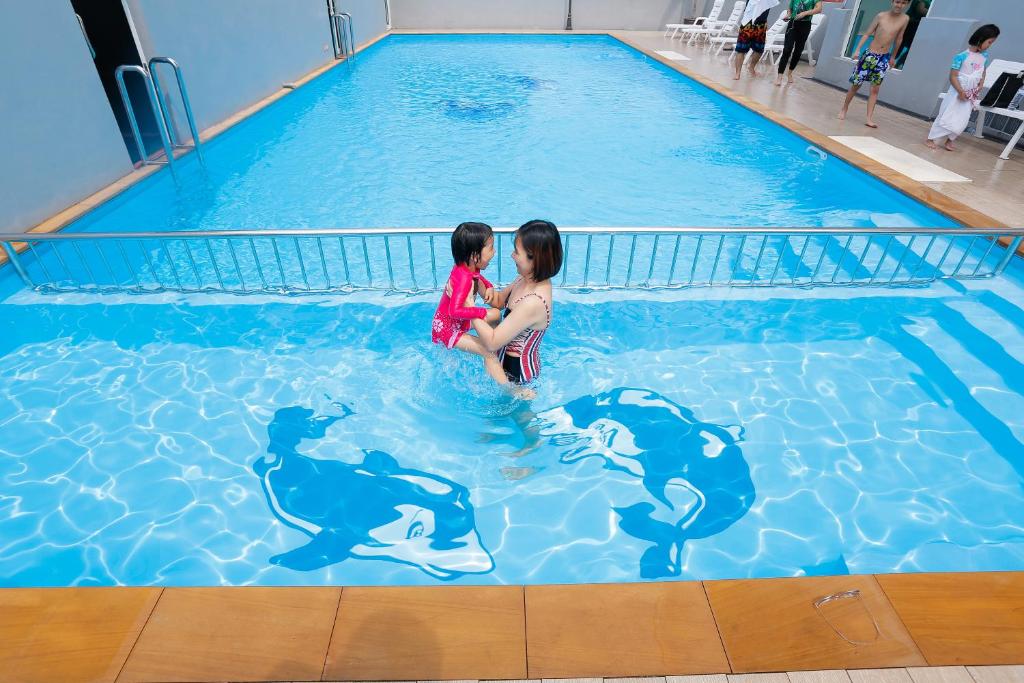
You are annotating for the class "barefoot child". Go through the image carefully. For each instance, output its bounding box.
[838,0,910,128]
[471,220,563,392]
[431,222,506,383]
[926,24,1000,151]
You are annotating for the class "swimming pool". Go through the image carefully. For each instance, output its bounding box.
[62,34,956,232]
[2,35,1023,588]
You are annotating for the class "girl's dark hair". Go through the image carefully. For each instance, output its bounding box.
[516,219,563,283]
[451,221,493,265]
[970,24,1000,47]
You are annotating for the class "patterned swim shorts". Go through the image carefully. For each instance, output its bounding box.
[734,11,769,54]
[850,51,891,86]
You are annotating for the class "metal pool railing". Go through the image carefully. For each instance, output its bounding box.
[0,227,1021,296]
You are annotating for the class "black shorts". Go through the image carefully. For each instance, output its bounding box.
[502,354,524,384]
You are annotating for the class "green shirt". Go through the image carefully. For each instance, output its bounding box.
[789,0,818,22]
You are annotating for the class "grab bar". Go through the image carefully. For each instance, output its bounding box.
[331,12,355,60]
[806,145,828,162]
[148,57,206,166]
[114,65,177,175]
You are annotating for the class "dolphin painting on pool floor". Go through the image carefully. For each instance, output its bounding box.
[255,405,495,580]
[539,388,755,579]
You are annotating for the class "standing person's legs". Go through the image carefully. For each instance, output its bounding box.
[747,11,769,76]
[864,54,891,128]
[774,27,796,85]
[839,84,861,119]
[747,50,763,75]
[840,51,871,120]
[733,46,748,79]
[865,84,882,128]
[785,21,812,82]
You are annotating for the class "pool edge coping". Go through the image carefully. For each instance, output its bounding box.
[3,570,1023,681]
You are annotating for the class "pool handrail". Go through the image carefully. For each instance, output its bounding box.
[1,226,1022,296]
[114,65,178,177]
[148,57,206,167]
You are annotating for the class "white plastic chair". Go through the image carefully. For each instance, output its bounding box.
[665,0,724,40]
[758,14,790,67]
[687,1,743,47]
[675,0,733,44]
[936,59,1024,160]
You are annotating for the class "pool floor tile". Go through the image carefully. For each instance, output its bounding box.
[705,575,927,673]
[116,587,340,683]
[323,585,526,681]
[877,573,1024,666]
[0,587,160,683]
[525,582,729,678]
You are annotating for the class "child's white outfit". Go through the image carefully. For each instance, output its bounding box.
[928,49,990,141]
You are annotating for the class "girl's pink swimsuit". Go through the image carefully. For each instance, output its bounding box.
[431,264,494,349]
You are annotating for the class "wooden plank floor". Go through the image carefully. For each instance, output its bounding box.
[1,572,1023,682]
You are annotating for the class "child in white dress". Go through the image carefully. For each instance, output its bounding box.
[927,24,1000,151]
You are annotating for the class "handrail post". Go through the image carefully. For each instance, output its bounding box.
[1,241,34,287]
[995,237,1023,274]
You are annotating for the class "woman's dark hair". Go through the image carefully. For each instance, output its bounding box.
[451,221,493,265]
[516,219,563,283]
[969,24,1000,47]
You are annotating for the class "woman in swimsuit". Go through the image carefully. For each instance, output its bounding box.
[471,220,563,388]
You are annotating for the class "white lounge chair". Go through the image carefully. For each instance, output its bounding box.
[937,59,1024,160]
[758,15,790,67]
[671,1,729,43]
[686,1,743,47]
[764,13,823,67]
[665,0,724,40]
[712,12,788,59]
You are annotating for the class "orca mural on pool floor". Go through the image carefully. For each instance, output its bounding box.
[255,405,494,580]
[539,388,755,579]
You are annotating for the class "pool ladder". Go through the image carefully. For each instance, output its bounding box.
[114,57,206,175]
[328,0,355,60]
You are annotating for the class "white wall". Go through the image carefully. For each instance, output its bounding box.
[124,0,341,133]
[390,0,689,30]
[574,0,688,30]
[0,0,134,233]
[338,0,391,46]
[390,0,565,29]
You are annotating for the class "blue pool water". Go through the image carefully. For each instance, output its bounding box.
[2,35,1023,587]
[2,278,1024,586]
[64,34,957,231]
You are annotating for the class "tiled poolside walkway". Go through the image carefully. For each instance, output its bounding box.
[2,572,1022,683]
[613,31,1024,229]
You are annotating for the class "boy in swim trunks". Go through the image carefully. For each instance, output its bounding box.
[838,0,910,128]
